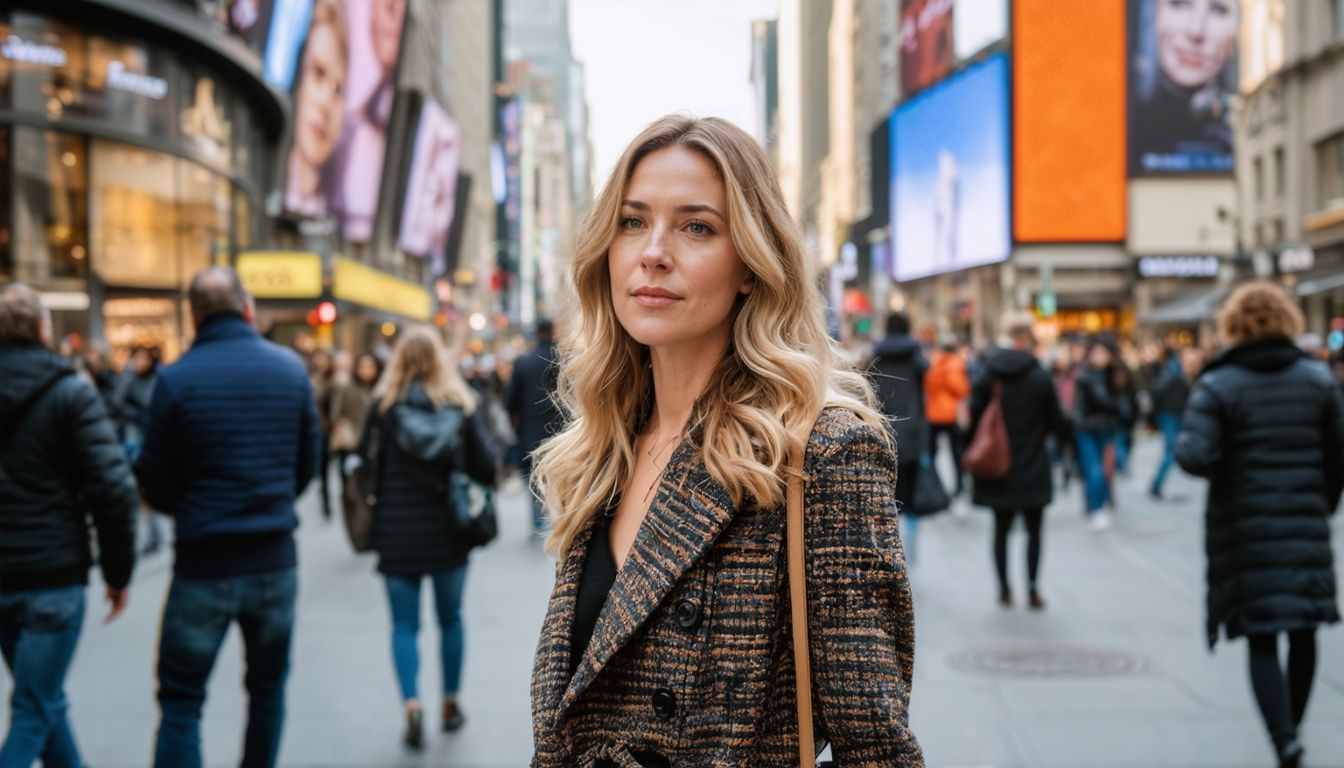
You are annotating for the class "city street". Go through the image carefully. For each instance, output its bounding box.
[3,434,1342,768]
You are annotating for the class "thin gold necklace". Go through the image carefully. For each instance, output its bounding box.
[641,429,681,503]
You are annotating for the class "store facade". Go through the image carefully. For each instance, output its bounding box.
[0,1,284,364]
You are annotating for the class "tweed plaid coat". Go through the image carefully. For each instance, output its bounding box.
[530,407,924,767]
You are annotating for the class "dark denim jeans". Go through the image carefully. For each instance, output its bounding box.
[1076,430,1114,513]
[0,586,86,768]
[384,568,467,702]
[154,569,297,768]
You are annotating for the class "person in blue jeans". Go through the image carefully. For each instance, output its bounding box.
[136,268,320,768]
[1148,347,1193,499]
[357,327,498,749]
[1,283,139,768]
[1073,341,1121,530]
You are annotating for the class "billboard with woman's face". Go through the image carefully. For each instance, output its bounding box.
[398,99,462,267]
[1129,0,1240,174]
[281,0,406,234]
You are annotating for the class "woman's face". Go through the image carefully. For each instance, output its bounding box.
[295,23,346,169]
[356,355,380,385]
[1155,0,1239,89]
[608,146,752,354]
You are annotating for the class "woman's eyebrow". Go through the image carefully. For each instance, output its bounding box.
[621,199,724,220]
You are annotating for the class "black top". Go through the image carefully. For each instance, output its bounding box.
[571,515,618,674]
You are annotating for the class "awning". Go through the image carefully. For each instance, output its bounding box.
[1294,270,1344,297]
[1141,286,1227,326]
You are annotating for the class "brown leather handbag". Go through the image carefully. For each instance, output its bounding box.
[786,437,817,768]
[962,378,1012,480]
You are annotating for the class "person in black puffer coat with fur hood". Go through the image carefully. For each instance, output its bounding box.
[1177,282,1344,768]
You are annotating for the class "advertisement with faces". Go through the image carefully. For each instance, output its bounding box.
[398,99,462,269]
[282,0,406,237]
[898,0,1007,97]
[1129,0,1240,174]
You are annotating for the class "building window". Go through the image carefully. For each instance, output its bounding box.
[1336,0,1344,39]
[12,127,89,284]
[1254,156,1265,201]
[1317,133,1344,211]
[1274,146,1285,197]
[90,141,180,288]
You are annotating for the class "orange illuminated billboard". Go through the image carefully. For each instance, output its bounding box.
[1014,0,1127,242]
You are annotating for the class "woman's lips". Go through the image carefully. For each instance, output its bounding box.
[1175,49,1210,70]
[631,287,682,309]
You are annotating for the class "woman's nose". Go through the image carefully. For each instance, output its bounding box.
[640,228,672,270]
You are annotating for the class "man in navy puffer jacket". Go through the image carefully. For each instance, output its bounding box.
[136,267,320,768]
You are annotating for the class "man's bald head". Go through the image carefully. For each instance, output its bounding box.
[188,267,250,326]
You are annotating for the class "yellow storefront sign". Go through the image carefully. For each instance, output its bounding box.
[236,252,324,299]
[332,257,433,321]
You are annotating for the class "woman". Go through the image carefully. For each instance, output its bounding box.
[528,116,923,767]
[1176,283,1343,768]
[284,0,347,217]
[327,351,380,486]
[969,314,1065,610]
[359,327,497,749]
[1074,341,1121,529]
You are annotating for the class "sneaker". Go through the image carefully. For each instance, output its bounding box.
[1090,512,1113,532]
[442,700,465,732]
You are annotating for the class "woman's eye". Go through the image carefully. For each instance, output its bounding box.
[619,216,643,230]
[687,220,713,236]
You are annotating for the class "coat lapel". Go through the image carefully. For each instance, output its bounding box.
[559,436,739,716]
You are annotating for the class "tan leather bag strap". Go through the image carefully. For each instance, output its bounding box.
[786,441,814,768]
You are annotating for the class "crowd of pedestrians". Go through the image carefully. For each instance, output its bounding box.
[0,266,538,765]
[3,254,1342,767]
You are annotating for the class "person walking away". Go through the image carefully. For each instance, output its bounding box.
[328,351,380,502]
[1110,359,1139,475]
[112,346,166,552]
[1147,346,1192,500]
[869,312,931,558]
[1176,282,1343,768]
[357,326,498,748]
[0,283,138,768]
[969,313,1065,610]
[136,267,320,768]
[309,347,335,520]
[506,318,562,533]
[925,333,969,497]
[1075,341,1121,529]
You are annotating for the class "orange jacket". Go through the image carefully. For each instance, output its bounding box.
[925,351,970,425]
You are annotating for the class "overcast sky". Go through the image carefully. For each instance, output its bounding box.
[569,0,780,192]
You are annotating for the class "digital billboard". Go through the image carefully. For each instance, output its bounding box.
[226,0,275,55]
[261,0,312,91]
[282,0,407,238]
[1129,0,1240,175]
[899,0,953,96]
[398,99,462,267]
[1014,0,1127,242]
[890,52,1010,283]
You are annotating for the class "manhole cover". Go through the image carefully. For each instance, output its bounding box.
[950,644,1148,677]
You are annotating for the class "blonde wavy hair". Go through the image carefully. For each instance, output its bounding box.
[532,115,886,555]
[377,325,476,416]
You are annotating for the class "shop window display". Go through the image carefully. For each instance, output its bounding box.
[12,127,88,284]
[90,140,180,288]
[178,160,231,275]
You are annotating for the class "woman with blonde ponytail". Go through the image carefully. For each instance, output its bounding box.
[355,326,497,749]
[528,115,923,767]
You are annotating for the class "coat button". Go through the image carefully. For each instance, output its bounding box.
[651,688,676,719]
[675,598,702,628]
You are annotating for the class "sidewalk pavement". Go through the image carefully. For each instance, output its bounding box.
[1,434,1341,767]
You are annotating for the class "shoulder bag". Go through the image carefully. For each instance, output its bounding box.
[341,412,381,553]
[962,378,1011,481]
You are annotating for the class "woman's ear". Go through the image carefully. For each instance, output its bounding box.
[739,272,756,296]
